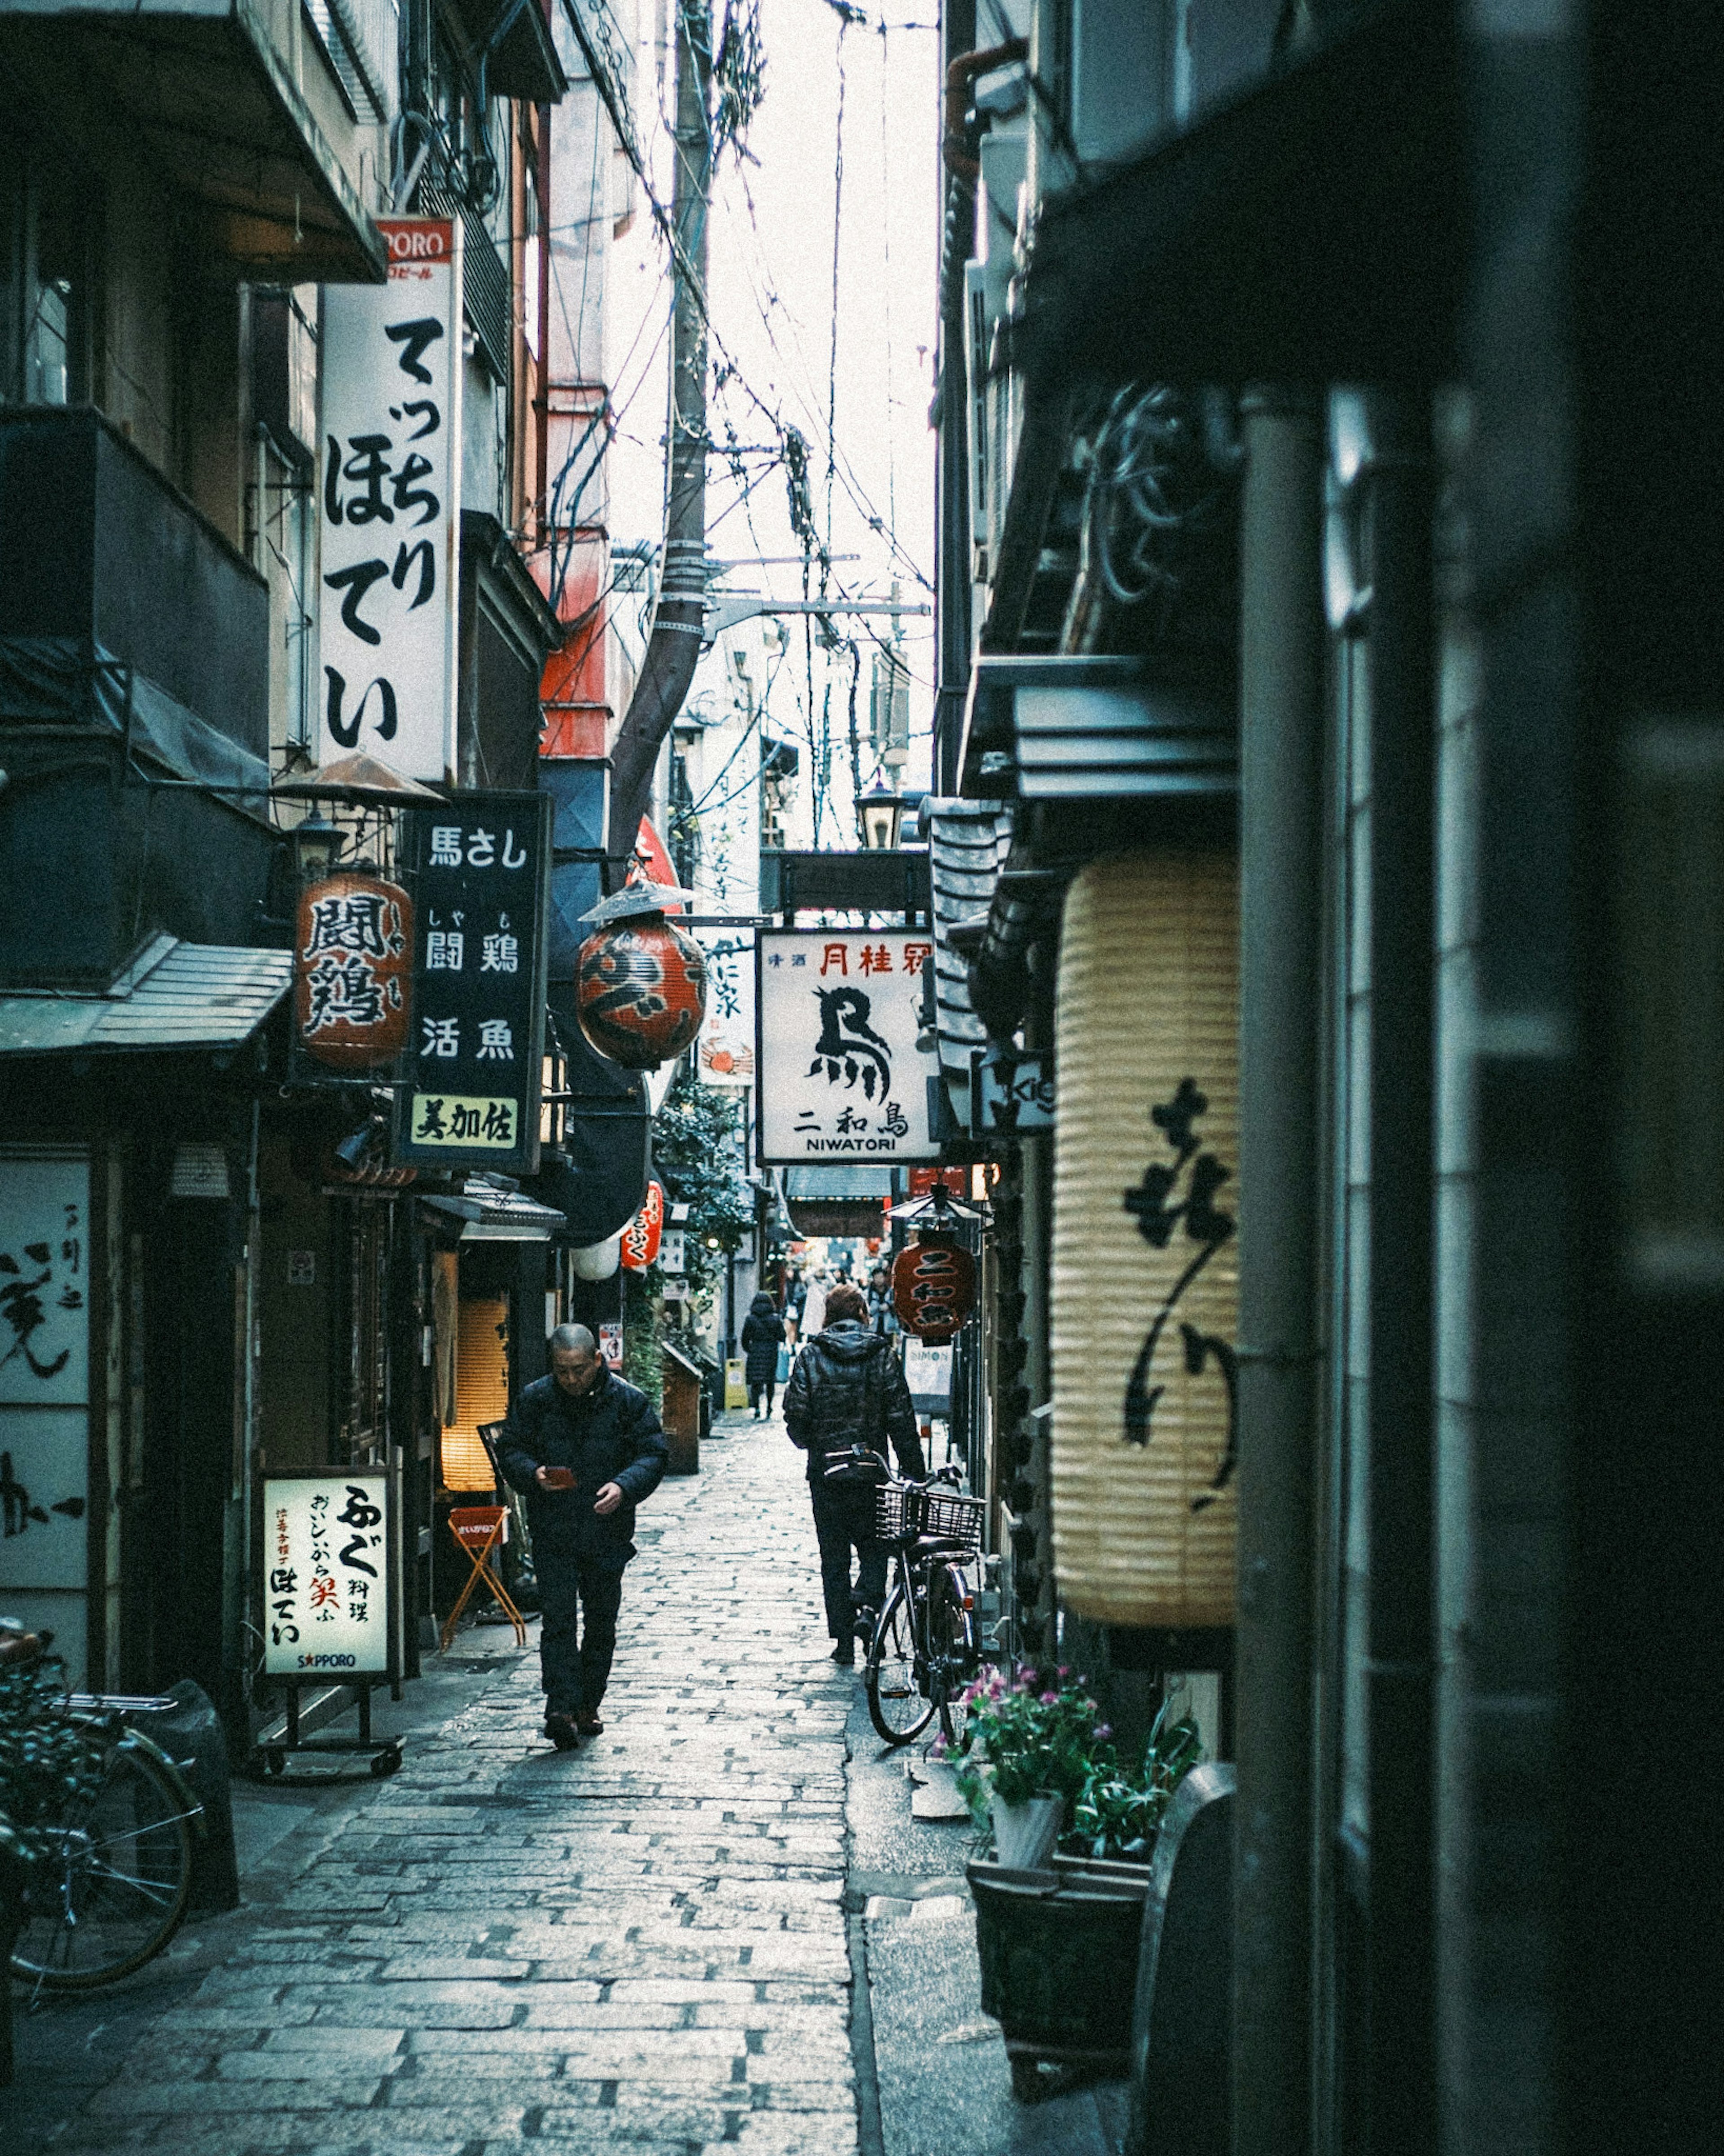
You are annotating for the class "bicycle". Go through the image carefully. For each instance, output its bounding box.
[6,1637,206,1992]
[863,1467,985,1748]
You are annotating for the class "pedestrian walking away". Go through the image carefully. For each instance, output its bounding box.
[741,1288,787,1418]
[783,1283,926,1665]
[497,1323,669,1748]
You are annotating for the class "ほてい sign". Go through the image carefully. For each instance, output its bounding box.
[317,219,461,781]
[757,931,941,1163]
[262,1472,395,1679]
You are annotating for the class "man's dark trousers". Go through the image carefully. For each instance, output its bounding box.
[537,1558,625,1719]
[810,1480,886,1641]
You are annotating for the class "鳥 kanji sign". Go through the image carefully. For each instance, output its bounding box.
[756,930,941,1163]
[395,794,551,1172]
[318,220,461,781]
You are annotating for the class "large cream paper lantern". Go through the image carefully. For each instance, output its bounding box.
[1051,850,1240,1627]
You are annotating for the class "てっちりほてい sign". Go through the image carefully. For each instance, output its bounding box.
[318,219,461,781]
[757,931,941,1163]
[396,796,551,1173]
[262,1473,394,1679]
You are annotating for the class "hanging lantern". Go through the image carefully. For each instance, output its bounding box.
[1050,851,1239,1629]
[571,1235,621,1281]
[576,883,707,1069]
[891,1231,976,1344]
[620,1180,665,1270]
[294,871,413,1071]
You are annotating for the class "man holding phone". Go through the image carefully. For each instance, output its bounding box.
[497,1323,669,1749]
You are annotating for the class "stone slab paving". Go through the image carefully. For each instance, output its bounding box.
[45,1415,858,2156]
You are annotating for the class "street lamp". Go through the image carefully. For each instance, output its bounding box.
[291,808,341,882]
[856,776,904,851]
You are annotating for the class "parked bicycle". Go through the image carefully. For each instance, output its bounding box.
[4,1631,205,1992]
[864,1467,985,1747]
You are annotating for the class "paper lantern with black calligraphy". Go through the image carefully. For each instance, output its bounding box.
[891,1233,976,1345]
[1050,851,1239,1628]
[294,872,413,1071]
[577,915,707,1068]
[620,1180,665,1271]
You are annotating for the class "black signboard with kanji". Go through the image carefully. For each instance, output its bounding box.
[393,793,551,1173]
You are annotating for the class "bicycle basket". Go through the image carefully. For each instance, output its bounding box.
[911,1486,985,1550]
[874,1481,915,1543]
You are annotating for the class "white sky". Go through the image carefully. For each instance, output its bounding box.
[605,0,941,841]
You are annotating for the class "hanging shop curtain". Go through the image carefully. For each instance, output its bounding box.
[1050,851,1240,1627]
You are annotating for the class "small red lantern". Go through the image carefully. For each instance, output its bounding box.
[576,884,707,1069]
[620,1180,665,1271]
[294,871,412,1071]
[891,1233,976,1344]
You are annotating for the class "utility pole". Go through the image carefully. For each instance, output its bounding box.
[604,0,712,889]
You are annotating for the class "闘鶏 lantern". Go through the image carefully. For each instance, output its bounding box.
[294,871,413,1071]
[1050,850,1239,1628]
[891,1233,976,1344]
[620,1180,665,1270]
[576,885,706,1069]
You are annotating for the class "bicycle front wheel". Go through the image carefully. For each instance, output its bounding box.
[865,1587,937,1746]
[11,1742,196,1989]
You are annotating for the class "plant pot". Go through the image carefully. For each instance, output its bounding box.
[966,1854,1153,2081]
[990,1793,1064,1870]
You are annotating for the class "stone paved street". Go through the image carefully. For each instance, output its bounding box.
[32,1415,858,2156]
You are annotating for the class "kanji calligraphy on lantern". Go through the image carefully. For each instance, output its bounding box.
[757,931,941,1163]
[293,872,413,1072]
[318,220,460,781]
[261,1471,394,1678]
[396,794,550,1173]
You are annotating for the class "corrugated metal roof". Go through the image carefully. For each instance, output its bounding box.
[0,936,291,1057]
[925,798,1014,1115]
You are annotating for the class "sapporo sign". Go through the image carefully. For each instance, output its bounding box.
[262,1470,395,1681]
[393,794,551,1173]
[318,219,461,781]
[756,930,941,1163]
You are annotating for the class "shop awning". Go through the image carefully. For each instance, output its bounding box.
[1015,0,1462,390]
[925,799,1013,1120]
[0,936,290,1057]
[957,654,1237,802]
[419,1188,568,1242]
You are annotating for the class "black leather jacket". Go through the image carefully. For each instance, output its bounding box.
[783,1322,927,1482]
[497,1367,669,1570]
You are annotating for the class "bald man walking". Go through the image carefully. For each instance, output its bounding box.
[498,1324,669,1749]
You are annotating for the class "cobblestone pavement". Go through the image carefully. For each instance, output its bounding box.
[41,1415,858,2156]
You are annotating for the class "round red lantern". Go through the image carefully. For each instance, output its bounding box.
[576,885,706,1069]
[620,1180,665,1271]
[294,871,413,1071]
[891,1234,976,1344]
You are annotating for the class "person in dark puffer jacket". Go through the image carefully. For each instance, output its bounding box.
[782,1284,927,1664]
[497,1324,668,1747]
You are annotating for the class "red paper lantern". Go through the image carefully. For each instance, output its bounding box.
[891,1234,976,1344]
[576,910,707,1069]
[294,872,413,1071]
[620,1180,665,1270]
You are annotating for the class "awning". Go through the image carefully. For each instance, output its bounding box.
[0,936,290,1057]
[957,654,1237,802]
[419,1189,568,1242]
[925,799,1013,1120]
[1015,0,1462,390]
[456,0,567,104]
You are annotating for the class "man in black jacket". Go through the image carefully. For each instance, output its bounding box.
[497,1323,669,1747]
[783,1284,927,1665]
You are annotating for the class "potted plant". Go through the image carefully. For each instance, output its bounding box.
[944,1667,1201,2096]
[0,1637,103,2086]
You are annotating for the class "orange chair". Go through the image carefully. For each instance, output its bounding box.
[440,1504,527,1651]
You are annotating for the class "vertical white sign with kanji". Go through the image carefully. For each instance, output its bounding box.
[318,220,461,781]
[262,1473,393,1678]
[757,931,941,1162]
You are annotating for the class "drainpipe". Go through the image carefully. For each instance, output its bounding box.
[1234,390,1324,2156]
[1362,390,1436,2156]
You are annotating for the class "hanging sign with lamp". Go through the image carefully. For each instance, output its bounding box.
[576,883,708,1069]
[619,1179,665,1270]
[292,870,414,1073]
[888,1180,981,1343]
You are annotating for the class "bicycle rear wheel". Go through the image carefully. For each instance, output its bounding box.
[930,1575,979,1749]
[11,1742,196,1989]
[865,1586,937,1746]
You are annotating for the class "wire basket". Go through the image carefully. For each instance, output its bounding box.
[874,1481,916,1544]
[912,1486,985,1550]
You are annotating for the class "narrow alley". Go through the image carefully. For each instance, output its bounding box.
[15,1417,1123,2156]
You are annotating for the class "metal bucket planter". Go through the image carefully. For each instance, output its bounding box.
[966,1853,1153,2098]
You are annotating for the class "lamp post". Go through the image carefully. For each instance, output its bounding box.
[856,776,904,851]
[291,809,341,882]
